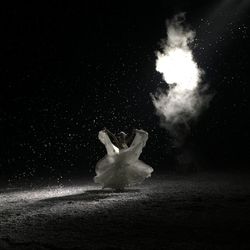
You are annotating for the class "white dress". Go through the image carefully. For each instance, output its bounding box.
[94,129,153,190]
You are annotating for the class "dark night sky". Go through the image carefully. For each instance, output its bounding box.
[0,1,250,184]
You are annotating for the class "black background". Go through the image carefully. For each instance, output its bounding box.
[0,1,250,184]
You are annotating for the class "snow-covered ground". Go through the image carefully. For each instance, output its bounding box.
[1,173,250,249]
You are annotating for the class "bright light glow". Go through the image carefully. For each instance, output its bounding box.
[156,48,200,91]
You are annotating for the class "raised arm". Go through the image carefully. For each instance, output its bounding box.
[104,128,120,148]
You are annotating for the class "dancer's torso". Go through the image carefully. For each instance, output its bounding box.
[119,143,128,149]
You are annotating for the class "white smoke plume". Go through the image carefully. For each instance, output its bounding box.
[152,13,209,133]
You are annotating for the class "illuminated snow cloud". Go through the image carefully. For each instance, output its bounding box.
[152,13,209,129]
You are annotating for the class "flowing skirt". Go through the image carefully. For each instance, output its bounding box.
[94,129,153,190]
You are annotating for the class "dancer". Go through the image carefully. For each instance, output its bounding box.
[94,128,153,190]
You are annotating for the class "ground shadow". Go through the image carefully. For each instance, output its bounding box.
[86,188,141,194]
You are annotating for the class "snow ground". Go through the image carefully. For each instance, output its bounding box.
[1,173,250,249]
